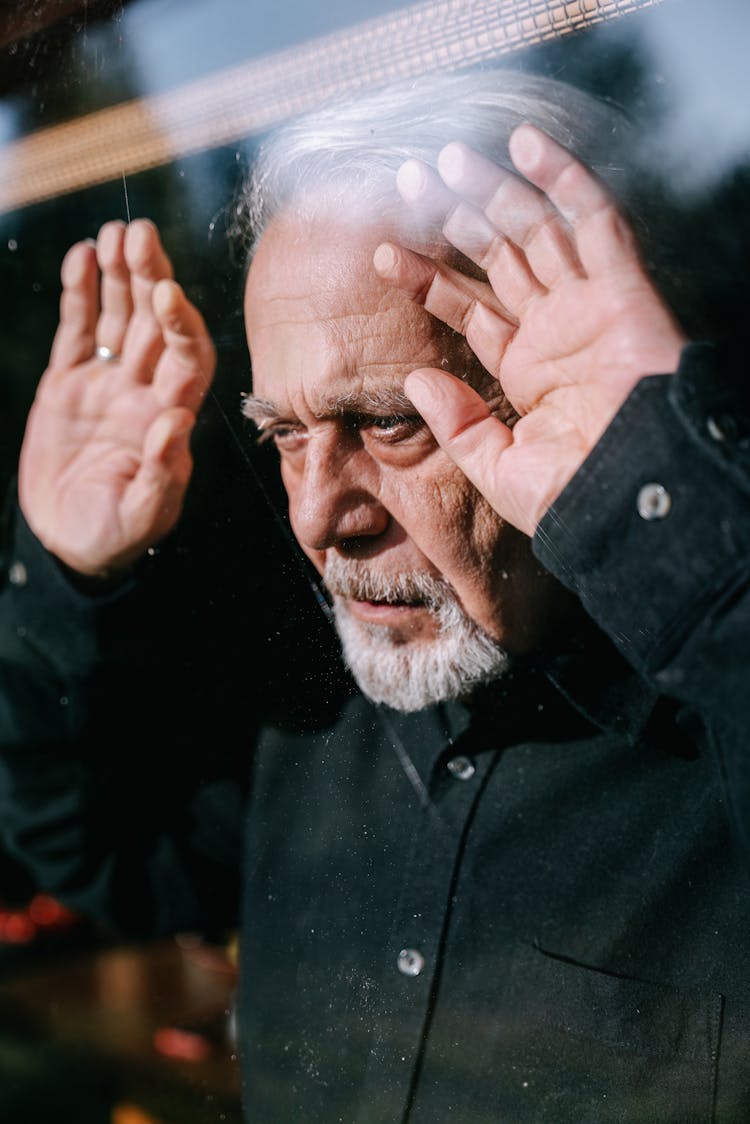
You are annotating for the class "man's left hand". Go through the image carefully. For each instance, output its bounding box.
[373,125,687,537]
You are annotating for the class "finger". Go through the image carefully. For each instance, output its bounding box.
[141,407,194,487]
[95,220,132,358]
[120,407,195,546]
[396,156,551,309]
[373,239,496,327]
[151,279,216,412]
[48,240,99,371]
[404,367,513,511]
[441,202,546,317]
[438,142,583,289]
[508,125,640,275]
[373,241,516,378]
[439,141,554,241]
[396,158,458,223]
[120,219,175,377]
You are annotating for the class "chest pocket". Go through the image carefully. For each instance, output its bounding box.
[415,941,727,1123]
[489,944,722,1123]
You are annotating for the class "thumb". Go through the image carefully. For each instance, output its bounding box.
[405,367,513,503]
[119,408,195,547]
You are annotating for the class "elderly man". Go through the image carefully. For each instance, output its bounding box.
[1,67,749,1122]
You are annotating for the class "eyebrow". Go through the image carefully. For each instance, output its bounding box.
[241,385,417,427]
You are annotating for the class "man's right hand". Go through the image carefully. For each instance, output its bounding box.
[18,219,216,581]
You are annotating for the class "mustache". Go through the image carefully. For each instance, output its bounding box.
[323,556,456,610]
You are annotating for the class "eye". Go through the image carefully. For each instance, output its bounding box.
[255,423,308,452]
[358,413,425,442]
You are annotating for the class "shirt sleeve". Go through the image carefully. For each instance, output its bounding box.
[533,341,750,844]
[0,492,246,939]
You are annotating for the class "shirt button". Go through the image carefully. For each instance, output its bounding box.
[8,561,28,586]
[397,948,425,977]
[706,413,738,442]
[446,755,476,781]
[636,483,671,521]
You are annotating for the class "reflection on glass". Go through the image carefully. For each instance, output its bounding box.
[0,1,748,1121]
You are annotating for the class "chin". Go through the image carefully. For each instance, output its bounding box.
[332,596,509,712]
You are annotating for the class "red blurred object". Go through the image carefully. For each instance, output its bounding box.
[153,1025,213,1062]
[0,911,36,943]
[28,892,75,927]
[0,892,80,944]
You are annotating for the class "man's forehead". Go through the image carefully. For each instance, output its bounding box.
[243,206,478,422]
[248,208,391,286]
[245,210,434,339]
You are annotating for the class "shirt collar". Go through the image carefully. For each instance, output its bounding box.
[366,613,680,763]
[438,616,664,752]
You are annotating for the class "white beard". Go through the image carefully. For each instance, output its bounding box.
[324,555,509,712]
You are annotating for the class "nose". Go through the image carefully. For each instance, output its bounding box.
[287,429,388,552]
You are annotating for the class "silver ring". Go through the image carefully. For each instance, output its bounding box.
[95,345,120,362]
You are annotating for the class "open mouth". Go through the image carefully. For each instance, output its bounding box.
[323,562,449,623]
[360,597,421,608]
[345,596,428,621]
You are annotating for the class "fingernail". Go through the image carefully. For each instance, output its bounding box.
[509,125,541,168]
[437,143,465,186]
[396,159,427,202]
[372,243,397,276]
[404,370,429,402]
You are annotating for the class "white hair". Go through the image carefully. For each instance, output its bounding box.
[323,555,509,711]
[232,66,635,261]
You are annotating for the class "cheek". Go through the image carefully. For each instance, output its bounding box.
[386,460,508,575]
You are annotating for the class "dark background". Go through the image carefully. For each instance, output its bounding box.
[0,1,747,1117]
